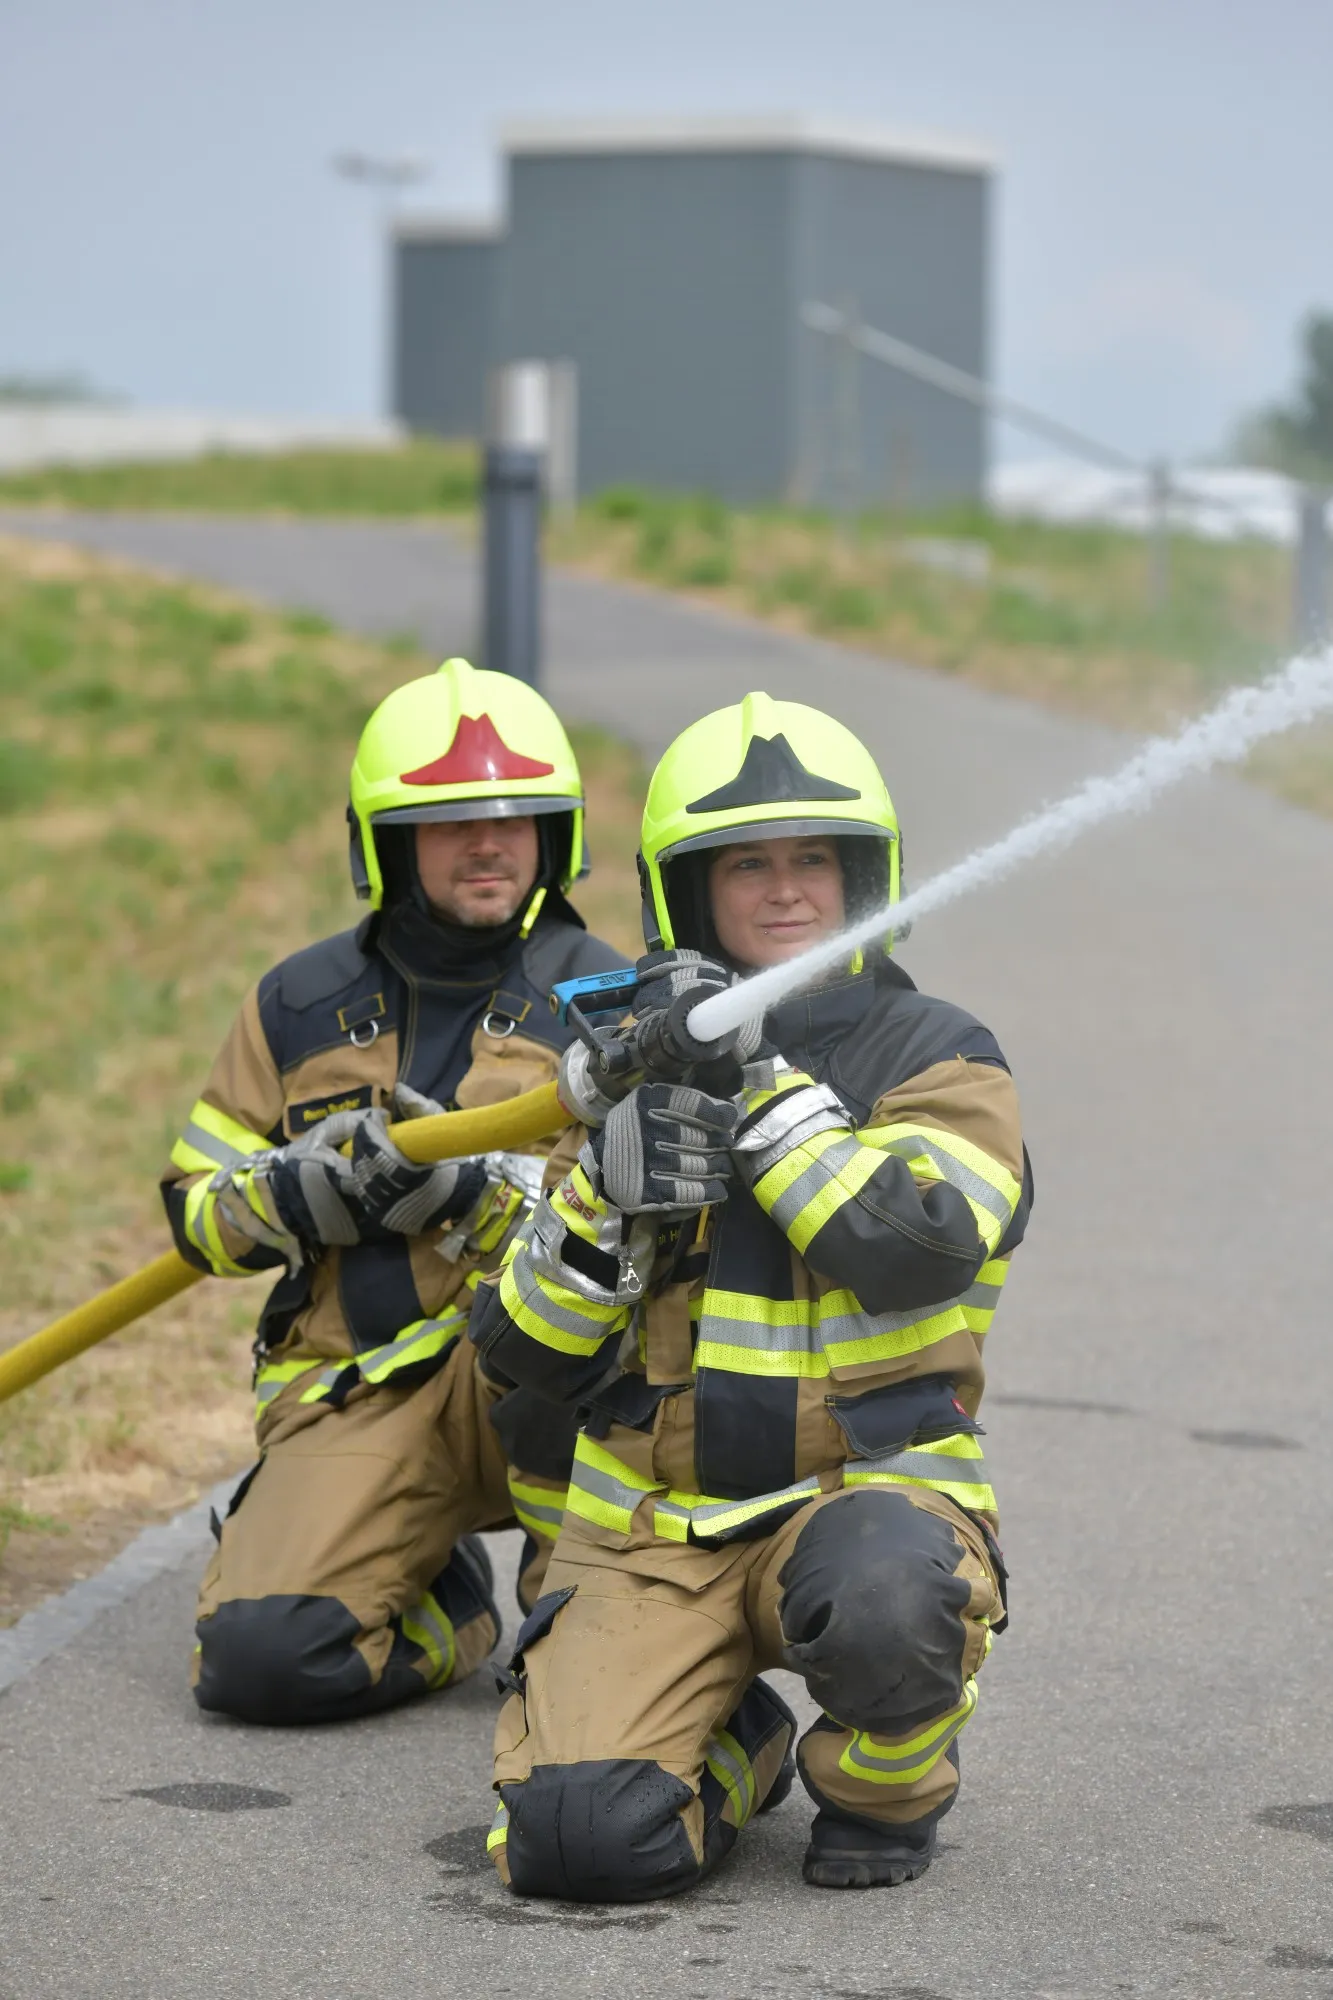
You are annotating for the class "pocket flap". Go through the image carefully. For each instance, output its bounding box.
[826,1373,983,1459]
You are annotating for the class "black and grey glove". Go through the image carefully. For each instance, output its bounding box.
[262,1083,487,1248]
[562,949,767,1123]
[594,1082,741,1214]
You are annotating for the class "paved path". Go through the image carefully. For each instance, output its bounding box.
[3,513,1332,1999]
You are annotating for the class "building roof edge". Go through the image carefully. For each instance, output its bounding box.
[497,112,997,172]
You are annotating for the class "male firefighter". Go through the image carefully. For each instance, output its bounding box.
[471,691,1033,1895]
[162,657,627,1724]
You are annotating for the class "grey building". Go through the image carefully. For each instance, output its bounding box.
[392,219,498,441]
[393,116,993,508]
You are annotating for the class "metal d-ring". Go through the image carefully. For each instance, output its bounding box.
[481,1010,516,1040]
[348,1018,380,1049]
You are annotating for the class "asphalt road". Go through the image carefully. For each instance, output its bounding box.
[2,512,1332,1999]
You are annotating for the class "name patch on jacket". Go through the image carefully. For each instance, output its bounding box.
[288,1085,375,1130]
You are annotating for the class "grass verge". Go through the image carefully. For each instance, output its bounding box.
[545,489,1333,814]
[0,439,477,515]
[0,533,646,1623]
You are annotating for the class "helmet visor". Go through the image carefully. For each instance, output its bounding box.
[371,794,582,827]
[658,816,895,861]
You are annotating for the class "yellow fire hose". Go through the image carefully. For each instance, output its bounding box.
[0,1082,571,1408]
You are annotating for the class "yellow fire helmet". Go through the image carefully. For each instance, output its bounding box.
[348,657,584,915]
[638,690,901,952]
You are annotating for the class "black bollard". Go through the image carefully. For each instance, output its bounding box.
[1293,487,1331,651]
[482,444,543,688]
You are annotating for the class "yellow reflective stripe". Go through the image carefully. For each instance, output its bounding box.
[253,1356,324,1415]
[288,1314,466,1407]
[566,1435,657,1535]
[299,1363,351,1405]
[548,1162,608,1248]
[470,1181,527,1254]
[357,1313,465,1384]
[840,1680,977,1786]
[821,1305,971,1371]
[755,1129,883,1256]
[499,1250,624,1357]
[696,1287,825,1379]
[739,1069,816,1114]
[692,1339,829,1379]
[960,1256,1009,1334]
[704,1726,757,1827]
[677,1478,822,1539]
[697,1285,972,1376]
[402,1589,457,1689]
[180,1098,273,1167]
[507,1471,566,1542]
[182,1177,251,1277]
[570,1438,827,1544]
[487,1800,510,1852]
[863,1123,1020,1253]
[844,1434,996,1511]
[170,1136,223,1176]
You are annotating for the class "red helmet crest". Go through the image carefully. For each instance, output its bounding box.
[400,712,556,786]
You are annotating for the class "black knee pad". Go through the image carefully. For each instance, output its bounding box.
[195,1593,394,1725]
[779,1489,972,1734]
[502,1760,700,1903]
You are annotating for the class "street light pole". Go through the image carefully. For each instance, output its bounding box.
[332,150,431,416]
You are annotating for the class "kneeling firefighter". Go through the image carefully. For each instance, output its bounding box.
[470,691,1033,1895]
[162,658,628,1724]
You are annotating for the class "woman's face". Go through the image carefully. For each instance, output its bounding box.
[708,835,846,970]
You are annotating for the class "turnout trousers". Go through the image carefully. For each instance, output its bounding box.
[194,1342,567,1725]
[491,1484,1003,1901]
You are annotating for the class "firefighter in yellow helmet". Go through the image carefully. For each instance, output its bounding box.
[162,659,628,1723]
[471,692,1033,1894]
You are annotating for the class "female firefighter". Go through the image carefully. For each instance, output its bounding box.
[469,690,1033,1897]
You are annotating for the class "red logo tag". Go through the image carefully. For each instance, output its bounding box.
[400,713,556,787]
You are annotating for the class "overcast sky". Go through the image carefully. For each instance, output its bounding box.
[2,0,1328,463]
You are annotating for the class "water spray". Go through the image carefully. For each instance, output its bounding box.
[687,646,1333,1044]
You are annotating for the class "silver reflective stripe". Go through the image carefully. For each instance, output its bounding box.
[571,1455,651,1521]
[704,1731,755,1824]
[816,1297,967,1345]
[511,1248,620,1339]
[852,1447,989,1484]
[877,1135,1012,1228]
[765,1134,866,1234]
[403,1594,455,1684]
[961,1276,1004,1312]
[842,1686,976,1778]
[359,1314,461,1382]
[690,1476,822,1531]
[182,1120,253,1171]
[734,1083,846,1162]
[510,1491,564,1531]
[696,1312,820,1356]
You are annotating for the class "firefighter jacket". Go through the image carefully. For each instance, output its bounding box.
[470,955,1033,1542]
[161,900,627,1420]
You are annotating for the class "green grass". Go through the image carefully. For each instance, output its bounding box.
[0,533,647,1617]
[0,439,478,515]
[556,489,1303,717]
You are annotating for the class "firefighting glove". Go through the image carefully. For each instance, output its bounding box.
[264,1084,488,1247]
[594,1082,741,1214]
[562,951,769,1124]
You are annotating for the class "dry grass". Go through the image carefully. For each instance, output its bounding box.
[0,533,646,1623]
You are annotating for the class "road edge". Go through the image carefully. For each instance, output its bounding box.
[0,1475,238,1695]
